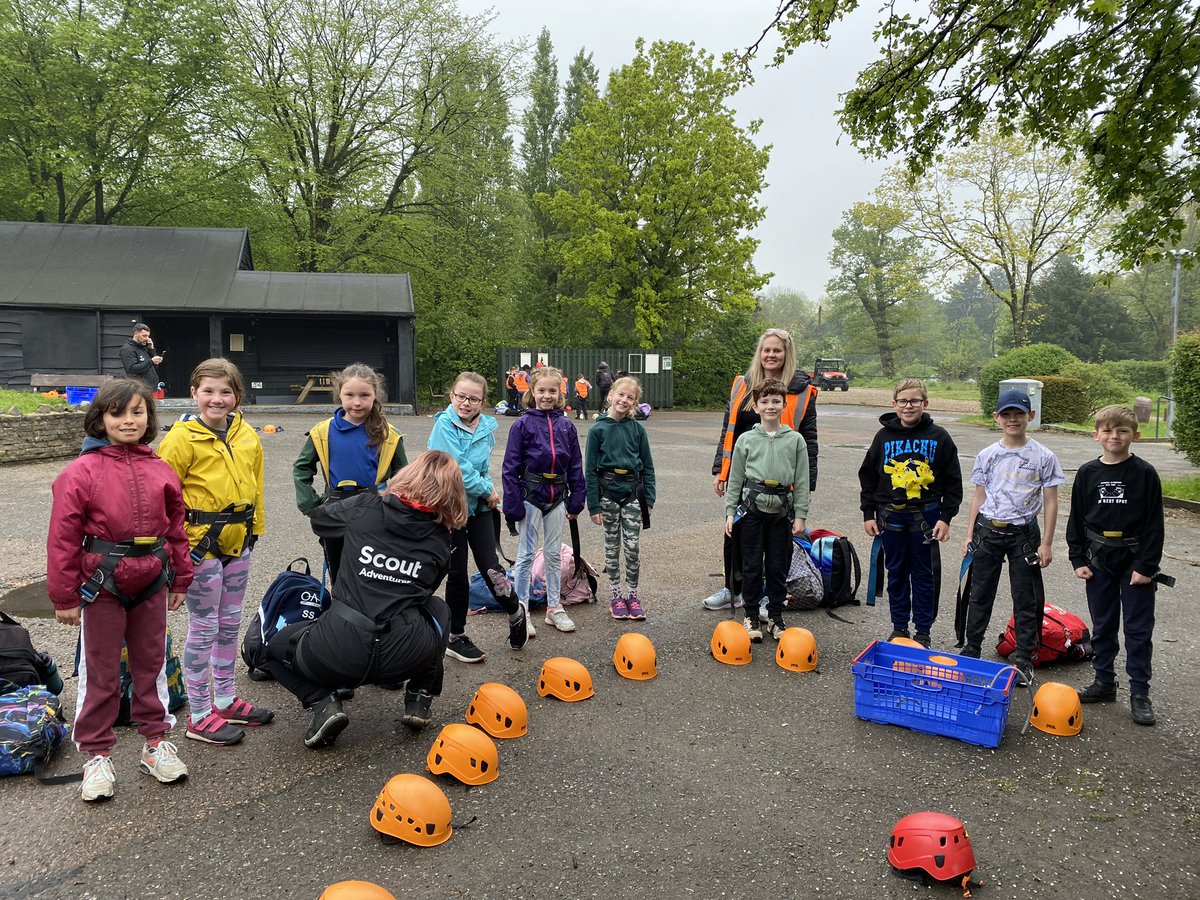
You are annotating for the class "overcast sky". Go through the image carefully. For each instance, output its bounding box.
[459,0,890,302]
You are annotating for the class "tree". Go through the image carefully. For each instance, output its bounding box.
[0,0,229,224]
[825,201,928,377]
[223,0,519,272]
[519,28,558,202]
[557,48,598,158]
[879,126,1103,347]
[539,39,769,348]
[750,0,1200,265]
[1028,256,1147,360]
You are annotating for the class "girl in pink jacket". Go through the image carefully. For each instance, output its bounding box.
[48,379,193,802]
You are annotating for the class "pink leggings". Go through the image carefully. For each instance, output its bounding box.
[184,553,250,719]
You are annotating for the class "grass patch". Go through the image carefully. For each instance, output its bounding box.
[0,387,69,413]
[1162,474,1200,502]
[851,377,981,400]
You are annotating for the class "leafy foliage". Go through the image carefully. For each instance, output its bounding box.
[1028,257,1147,361]
[979,343,1077,412]
[1059,360,1133,412]
[1033,375,1090,425]
[1170,331,1200,465]
[1102,360,1169,398]
[671,308,763,408]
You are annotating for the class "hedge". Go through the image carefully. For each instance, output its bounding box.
[1032,375,1090,424]
[1102,359,1169,398]
[979,343,1078,412]
[1170,331,1200,465]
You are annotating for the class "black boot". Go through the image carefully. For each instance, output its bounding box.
[401,689,434,730]
[1078,680,1117,704]
[303,694,349,748]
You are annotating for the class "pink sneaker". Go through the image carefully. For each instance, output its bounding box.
[610,596,630,619]
[626,595,646,621]
[215,697,275,726]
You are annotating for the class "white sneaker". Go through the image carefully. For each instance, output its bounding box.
[703,588,743,610]
[759,599,769,624]
[544,607,576,633]
[81,754,116,802]
[140,740,189,783]
[525,605,537,639]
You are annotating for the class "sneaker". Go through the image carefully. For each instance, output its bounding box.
[445,633,486,663]
[610,595,630,619]
[888,628,910,641]
[759,599,769,624]
[626,594,646,621]
[140,740,188,784]
[765,619,787,641]
[913,632,931,649]
[703,587,742,610]
[1130,694,1156,726]
[545,607,576,633]
[1012,659,1034,687]
[1078,680,1118,704]
[185,711,245,746]
[743,616,763,643]
[401,689,434,729]
[81,754,116,802]
[525,607,537,639]
[508,604,529,651]
[304,695,349,748]
[215,697,275,726]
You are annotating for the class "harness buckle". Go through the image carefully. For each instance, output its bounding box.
[989,520,1010,529]
[133,536,160,545]
[1102,530,1123,538]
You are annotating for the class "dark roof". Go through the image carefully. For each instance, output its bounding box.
[0,222,413,315]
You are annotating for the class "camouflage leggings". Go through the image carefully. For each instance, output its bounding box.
[600,497,643,588]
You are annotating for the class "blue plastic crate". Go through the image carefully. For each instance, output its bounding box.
[65,386,98,405]
[851,641,1017,748]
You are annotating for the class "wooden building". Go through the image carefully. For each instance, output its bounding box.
[0,222,415,405]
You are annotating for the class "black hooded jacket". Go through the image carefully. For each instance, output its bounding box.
[858,411,962,524]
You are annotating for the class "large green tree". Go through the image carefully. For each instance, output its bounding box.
[539,39,769,348]
[879,126,1102,347]
[751,0,1200,265]
[826,201,929,377]
[0,0,229,224]
[1028,256,1148,360]
[223,0,519,272]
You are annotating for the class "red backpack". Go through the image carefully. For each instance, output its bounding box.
[995,602,1093,666]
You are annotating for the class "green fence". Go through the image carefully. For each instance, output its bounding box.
[497,347,675,409]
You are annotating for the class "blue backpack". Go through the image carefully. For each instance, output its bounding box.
[807,529,862,608]
[241,558,328,677]
[0,683,70,781]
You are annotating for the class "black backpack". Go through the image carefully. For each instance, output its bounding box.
[0,610,62,693]
[807,530,862,607]
[241,558,328,677]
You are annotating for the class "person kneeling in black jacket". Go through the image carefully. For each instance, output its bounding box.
[266,451,467,748]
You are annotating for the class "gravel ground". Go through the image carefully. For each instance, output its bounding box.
[1,406,1197,900]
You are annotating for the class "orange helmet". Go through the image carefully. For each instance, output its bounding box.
[319,882,397,900]
[775,627,818,672]
[711,620,751,666]
[369,774,453,847]
[427,723,499,785]
[888,812,975,882]
[613,632,657,680]
[465,682,528,738]
[1031,682,1083,736]
[537,657,594,701]
[890,636,924,649]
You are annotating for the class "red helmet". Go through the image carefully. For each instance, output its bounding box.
[888,812,975,881]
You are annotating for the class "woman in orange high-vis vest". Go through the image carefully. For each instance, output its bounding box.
[706,328,819,612]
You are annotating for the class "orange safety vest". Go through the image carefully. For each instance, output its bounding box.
[716,375,816,482]
[561,376,568,396]
[574,379,589,399]
[514,370,529,392]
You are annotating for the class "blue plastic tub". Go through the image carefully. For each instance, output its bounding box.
[851,641,1017,748]
[65,386,99,405]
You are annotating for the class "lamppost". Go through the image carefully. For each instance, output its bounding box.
[1169,248,1192,434]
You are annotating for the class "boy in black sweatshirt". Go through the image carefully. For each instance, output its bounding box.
[859,379,962,647]
[1065,405,1165,726]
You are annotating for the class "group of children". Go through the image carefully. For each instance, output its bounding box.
[47,359,657,801]
[44,357,1167,802]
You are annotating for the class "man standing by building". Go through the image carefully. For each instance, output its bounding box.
[120,323,162,391]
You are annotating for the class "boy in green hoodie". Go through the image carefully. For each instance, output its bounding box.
[725,379,810,642]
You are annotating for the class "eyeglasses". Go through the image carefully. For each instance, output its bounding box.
[451,391,484,405]
[894,398,925,407]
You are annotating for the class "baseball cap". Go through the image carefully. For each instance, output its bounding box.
[995,389,1032,413]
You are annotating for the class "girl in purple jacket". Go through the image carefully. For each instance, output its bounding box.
[503,367,587,632]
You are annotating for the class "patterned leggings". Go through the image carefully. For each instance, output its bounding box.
[601,497,642,589]
[184,553,250,719]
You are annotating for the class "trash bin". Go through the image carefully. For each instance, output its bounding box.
[1133,396,1152,424]
[999,378,1043,430]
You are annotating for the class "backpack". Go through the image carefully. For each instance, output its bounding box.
[807,529,862,607]
[113,629,187,725]
[634,403,651,420]
[467,568,547,613]
[0,610,62,692]
[241,558,328,676]
[529,543,599,606]
[996,602,1094,667]
[785,537,824,610]
[0,684,70,780]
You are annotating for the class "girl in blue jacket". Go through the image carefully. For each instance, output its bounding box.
[428,372,528,663]
[503,367,587,633]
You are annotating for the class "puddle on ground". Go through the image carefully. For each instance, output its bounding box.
[0,578,53,617]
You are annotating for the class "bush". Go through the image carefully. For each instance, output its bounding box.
[672,310,763,408]
[1170,331,1200,465]
[1034,375,1091,424]
[979,343,1078,412]
[1060,360,1134,412]
[1102,359,1169,398]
